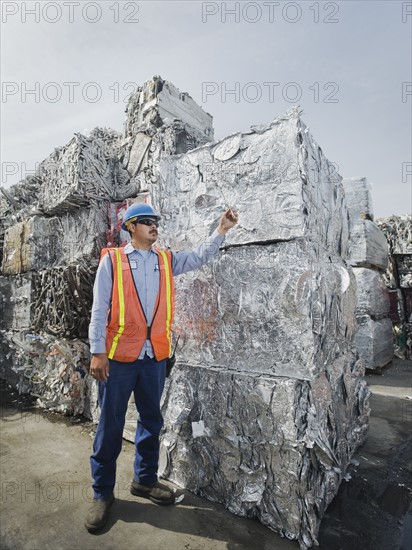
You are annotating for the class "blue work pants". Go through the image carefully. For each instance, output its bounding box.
[90,354,166,499]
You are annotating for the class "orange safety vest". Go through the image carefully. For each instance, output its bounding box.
[101,247,175,362]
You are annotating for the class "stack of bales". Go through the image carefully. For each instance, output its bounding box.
[377,215,412,358]
[0,77,213,417]
[342,177,393,369]
[0,128,128,415]
[149,109,371,548]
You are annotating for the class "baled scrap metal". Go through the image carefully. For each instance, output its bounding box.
[1,208,108,275]
[122,120,214,193]
[377,214,412,255]
[58,206,108,264]
[342,177,374,227]
[172,241,357,380]
[396,255,412,288]
[39,130,132,215]
[376,215,411,358]
[146,107,369,548]
[0,330,92,417]
[0,273,35,330]
[354,317,394,368]
[31,262,96,339]
[352,268,393,368]
[124,76,213,140]
[1,216,61,275]
[120,77,214,192]
[159,362,370,549]
[347,220,388,271]
[353,268,390,319]
[157,110,349,258]
[0,177,43,266]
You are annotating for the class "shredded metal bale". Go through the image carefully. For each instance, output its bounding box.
[159,362,370,549]
[376,215,412,358]
[31,263,96,339]
[354,317,394,368]
[342,177,374,226]
[171,242,357,381]
[1,217,61,275]
[39,130,134,214]
[0,330,94,417]
[353,268,390,320]
[377,214,412,255]
[347,220,388,271]
[0,273,35,330]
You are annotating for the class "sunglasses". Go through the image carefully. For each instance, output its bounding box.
[136,218,159,227]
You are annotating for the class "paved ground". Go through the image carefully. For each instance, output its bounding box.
[1,359,411,550]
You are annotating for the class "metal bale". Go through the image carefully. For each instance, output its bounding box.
[377,214,412,255]
[342,177,374,227]
[173,241,357,381]
[348,220,388,271]
[123,76,213,140]
[120,77,214,193]
[58,206,109,265]
[157,109,349,258]
[159,362,370,548]
[353,267,390,319]
[0,273,35,330]
[1,217,61,275]
[0,330,92,417]
[354,317,394,369]
[31,262,96,339]
[39,130,133,215]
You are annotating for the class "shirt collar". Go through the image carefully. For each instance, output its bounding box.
[123,243,156,256]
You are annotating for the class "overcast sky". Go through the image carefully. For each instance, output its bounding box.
[1,0,411,218]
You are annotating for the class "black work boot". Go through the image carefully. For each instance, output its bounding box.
[130,480,175,505]
[85,494,114,532]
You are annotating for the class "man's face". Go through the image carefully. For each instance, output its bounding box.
[129,218,158,245]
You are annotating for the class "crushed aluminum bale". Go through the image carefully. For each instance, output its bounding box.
[353,268,390,320]
[0,273,35,330]
[159,362,370,549]
[31,262,97,339]
[347,220,388,271]
[38,130,132,215]
[377,214,412,255]
[376,215,411,358]
[342,177,374,227]
[171,241,357,381]
[157,108,349,256]
[354,317,394,368]
[0,330,94,418]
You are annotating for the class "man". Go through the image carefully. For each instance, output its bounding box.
[85,202,238,532]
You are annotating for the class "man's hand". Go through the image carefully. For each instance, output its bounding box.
[218,208,239,235]
[90,353,110,382]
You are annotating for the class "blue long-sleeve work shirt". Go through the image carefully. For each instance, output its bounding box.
[88,229,225,357]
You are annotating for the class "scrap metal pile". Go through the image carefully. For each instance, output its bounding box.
[377,214,412,358]
[342,177,394,369]
[0,76,393,548]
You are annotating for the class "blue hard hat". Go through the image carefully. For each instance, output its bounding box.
[121,203,160,231]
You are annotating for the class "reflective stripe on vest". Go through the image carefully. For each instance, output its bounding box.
[108,248,125,359]
[102,247,174,362]
[157,249,172,357]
